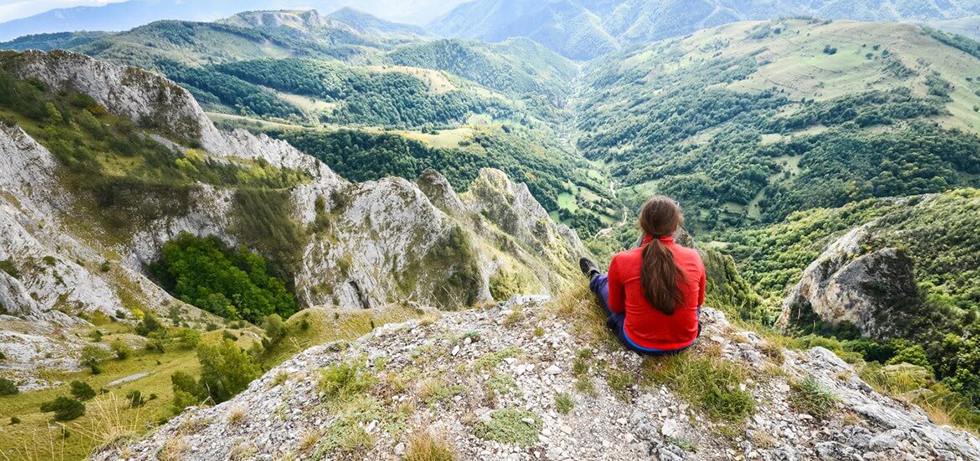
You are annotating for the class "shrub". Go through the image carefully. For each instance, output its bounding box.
[176,328,202,349]
[135,312,163,336]
[0,259,20,278]
[886,344,932,372]
[404,432,456,461]
[146,336,167,354]
[40,397,86,421]
[0,377,18,396]
[197,339,262,403]
[473,409,542,446]
[261,314,288,348]
[789,376,837,420]
[110,340,132,360]
[318,362,376,401]
[9,416,20,425]
[80,345,110,374]
[70,380,96,400]
[126,389,146,408]
[171,371,205,414]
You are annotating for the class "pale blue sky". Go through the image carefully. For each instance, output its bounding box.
[0,0,128,22]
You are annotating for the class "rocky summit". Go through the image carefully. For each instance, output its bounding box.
[92,295,980,460]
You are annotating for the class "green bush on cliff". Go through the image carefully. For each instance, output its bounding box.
[150,232,296,323]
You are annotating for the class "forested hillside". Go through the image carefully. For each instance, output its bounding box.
[576,19,980,233]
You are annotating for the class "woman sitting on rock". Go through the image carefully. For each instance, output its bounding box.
[579,196,705,355]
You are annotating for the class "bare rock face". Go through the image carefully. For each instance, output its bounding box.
[416,168,467,215]
[298,168,586,310]
[777,225,920,339]
[463,168,585,261]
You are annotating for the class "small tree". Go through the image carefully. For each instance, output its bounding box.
[135,312,163,336]
[0,377,18,396]
[261,314,288,349]
[110,340,132,360]
[177,328,202,350]
[70,381,96,401]
[40,397,85,421]
[171,371,205,414]
[197,339,261,403]
[79,345,110,375]
[126,389,146,408]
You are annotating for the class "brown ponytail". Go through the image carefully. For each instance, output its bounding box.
[639,196,686,315]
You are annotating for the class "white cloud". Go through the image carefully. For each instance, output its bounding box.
[0,0,129,23]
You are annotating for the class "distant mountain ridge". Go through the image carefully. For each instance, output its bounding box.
[0,0,467,42]
[430,0,980,59]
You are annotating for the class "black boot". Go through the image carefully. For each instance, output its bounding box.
[579,257,599,279]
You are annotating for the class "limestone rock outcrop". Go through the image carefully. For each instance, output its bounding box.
[778,225,921,339]
[0,51,584,382]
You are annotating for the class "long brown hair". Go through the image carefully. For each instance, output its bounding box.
[639,196,686,315]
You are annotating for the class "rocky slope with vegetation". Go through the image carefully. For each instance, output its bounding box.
[0,49,585,458]
[92,294,980,460]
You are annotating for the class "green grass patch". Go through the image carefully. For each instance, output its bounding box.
[472,346,521,373]
[554,393,574,415]
[643,353,755,424]
[789,376,837,420]
[473,409,542,446]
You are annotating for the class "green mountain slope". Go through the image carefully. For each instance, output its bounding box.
[431,0,980,59]
[2,10,613,237]
[575,19,980,233]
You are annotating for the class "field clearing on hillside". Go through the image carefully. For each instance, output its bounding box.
[361,65,457,94]
[394,127,474,149]
[715,20,980,133]
[275,91,339,114]
[207,112,304,130]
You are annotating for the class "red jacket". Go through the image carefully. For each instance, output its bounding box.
[607,235,705,350]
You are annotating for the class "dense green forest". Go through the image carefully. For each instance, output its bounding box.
[150,233,297,323]
[720,190,980,418]
[155,59,302,119]
[271,127,607,213]
[215,58,514,127]
[388,38,575,100]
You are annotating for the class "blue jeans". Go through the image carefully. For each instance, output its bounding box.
[589,274,698,356]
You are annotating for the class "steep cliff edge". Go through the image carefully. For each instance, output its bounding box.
[0,51,583,385]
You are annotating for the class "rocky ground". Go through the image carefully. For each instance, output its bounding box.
[94,295,980,460]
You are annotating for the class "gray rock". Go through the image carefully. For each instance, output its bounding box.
[778,225,919,339]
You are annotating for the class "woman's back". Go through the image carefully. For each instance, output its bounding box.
[607,234,705,351]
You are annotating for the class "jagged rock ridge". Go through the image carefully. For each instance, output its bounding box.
[0,50,583,385]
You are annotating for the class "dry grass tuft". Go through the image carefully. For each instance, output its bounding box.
[74,392,145,451]
[403,431,456,461]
